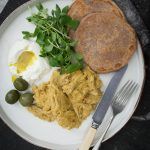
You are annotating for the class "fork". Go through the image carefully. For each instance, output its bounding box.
[92,80,139,150]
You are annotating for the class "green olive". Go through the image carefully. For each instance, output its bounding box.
[5,90,20,104]
[19,93,34,107]
[13,77,29,91]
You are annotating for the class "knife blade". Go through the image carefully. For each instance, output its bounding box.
[92,65,128,129]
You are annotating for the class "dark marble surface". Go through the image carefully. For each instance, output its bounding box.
[0,0,150,150]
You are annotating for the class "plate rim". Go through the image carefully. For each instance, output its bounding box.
[0,0,145,149]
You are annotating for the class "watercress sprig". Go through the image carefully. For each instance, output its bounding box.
[22,3,83,73]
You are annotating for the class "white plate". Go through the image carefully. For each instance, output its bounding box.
[0,0,145,150]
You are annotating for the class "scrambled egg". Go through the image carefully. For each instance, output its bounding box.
[28,67,102,129]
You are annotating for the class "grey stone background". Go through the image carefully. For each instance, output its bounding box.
[0,0,8,13]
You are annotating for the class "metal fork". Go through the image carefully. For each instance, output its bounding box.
[92,80,139,150]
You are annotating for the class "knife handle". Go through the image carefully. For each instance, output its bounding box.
[79,127,97,150]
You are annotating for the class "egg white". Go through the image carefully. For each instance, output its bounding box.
[8,39,51,85]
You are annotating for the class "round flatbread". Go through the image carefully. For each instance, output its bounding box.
[75,12,137,73]
[68,0,125,38]
[68,0,125,20]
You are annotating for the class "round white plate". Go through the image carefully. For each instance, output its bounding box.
[0,0,145,150]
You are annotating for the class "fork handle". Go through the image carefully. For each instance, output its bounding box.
[79,127,97,150]
[92,116,114,150]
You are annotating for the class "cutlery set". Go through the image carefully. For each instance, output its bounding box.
[80,66,139,150]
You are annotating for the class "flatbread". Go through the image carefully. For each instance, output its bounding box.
[68,0,125,38]
[75,12,137,73]
[68,0,124,20]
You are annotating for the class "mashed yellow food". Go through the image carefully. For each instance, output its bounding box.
[28,67,102,129]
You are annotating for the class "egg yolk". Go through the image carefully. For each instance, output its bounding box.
[14,51,37,73]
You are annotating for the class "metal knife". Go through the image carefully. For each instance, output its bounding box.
[79,65,128,150]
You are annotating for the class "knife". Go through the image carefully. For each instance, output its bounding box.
[79,65,128,150]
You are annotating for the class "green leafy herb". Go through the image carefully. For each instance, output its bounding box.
[22,3,82,73]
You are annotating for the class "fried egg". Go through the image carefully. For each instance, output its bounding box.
[8,40,51,84]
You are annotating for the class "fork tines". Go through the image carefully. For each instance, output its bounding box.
[112,80,139,107]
